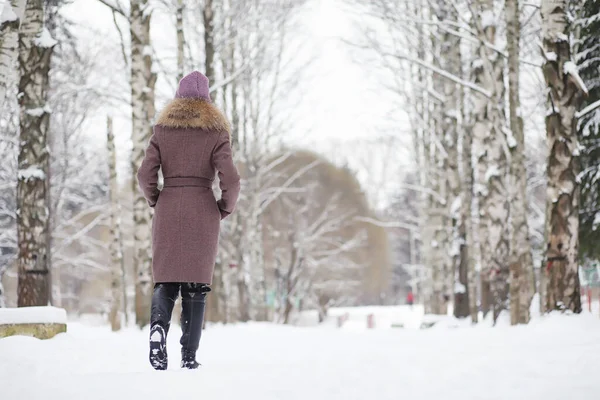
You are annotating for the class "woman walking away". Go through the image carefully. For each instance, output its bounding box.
[137,71,240,370]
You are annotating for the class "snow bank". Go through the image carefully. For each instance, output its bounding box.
[0,306,67,325]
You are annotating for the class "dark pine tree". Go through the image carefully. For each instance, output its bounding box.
[577,0,600,261]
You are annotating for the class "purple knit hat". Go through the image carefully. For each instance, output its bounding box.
[176,71,211,101]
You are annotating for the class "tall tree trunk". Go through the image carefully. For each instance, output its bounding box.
[0,0,26,106]
[201,0,226,324]
[464,125,479,323]
[130,0,156,327]
[175,0,185,82]
[541,0,586,313]
[435,1,469,318]
[473,0,510,323]
[16,0,55,307]
[203,0,215,85]
[423,3,446,315]
[107,117,123,331]
[505,0,534,325]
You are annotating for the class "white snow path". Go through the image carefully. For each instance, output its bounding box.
[1,314,600,400]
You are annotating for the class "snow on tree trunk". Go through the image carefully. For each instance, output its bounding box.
[541,0,586,313]
[0,0,26,106]
[472,0,510,323]
[434,1,469,318]
[505,0,534,325]
[130,0,157,327]
[107,117,123,331]
[16,0,56,307]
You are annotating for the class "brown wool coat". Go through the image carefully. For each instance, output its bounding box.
[137,98,240,284]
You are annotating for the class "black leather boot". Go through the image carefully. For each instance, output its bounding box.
[180,283,210,369]
[149,283,179,370]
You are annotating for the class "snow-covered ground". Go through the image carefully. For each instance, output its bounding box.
[1,309,600,400]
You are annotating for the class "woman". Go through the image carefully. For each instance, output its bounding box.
[137,71,240,370]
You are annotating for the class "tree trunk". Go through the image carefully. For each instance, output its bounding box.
[541,0,585,313]
[130,0,157,328]
[473,0,510,323]
[435,1,469,318]
[16,0,55,307]
[464,124,479,323]
[505,0,534,325]
[201,0,225,324]
[107,117,123,331]
[175,0,185,82]
[0,0,26,106]
[424,3,447,316]
[203,0,215,85]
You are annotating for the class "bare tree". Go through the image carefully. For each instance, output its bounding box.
[16,0,57,306]
[505,0,534,325]
[107,116,125,331]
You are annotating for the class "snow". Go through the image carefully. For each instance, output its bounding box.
[481,10,495,30]
[546,106,559,116]
[504,127,517,149]
[142,45,153,57]
[485,165,501,181]
[0,2,17,24]
[25,105,52,117]
[454,282,466,294]
[556,32,569,42]
[593,212,600,230]
[1,310,599,400]
[545,52,557,62]
[450,197,461,218]
[34,27,58,48]
[563,61,589,94]
[17,166,46,180]
[0,306,67,324]
[472,58,484,69]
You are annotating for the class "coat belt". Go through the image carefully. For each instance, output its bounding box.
[163,177,213,188]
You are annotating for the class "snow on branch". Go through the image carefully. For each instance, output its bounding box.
[576,99,600,119]
[389,52,492,98]
[563,61,589,95]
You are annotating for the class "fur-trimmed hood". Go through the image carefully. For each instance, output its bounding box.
[155,98,230,132]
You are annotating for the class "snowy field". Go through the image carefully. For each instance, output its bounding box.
[1,309,600,400]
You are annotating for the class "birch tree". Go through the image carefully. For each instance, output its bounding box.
[130,0,156,327]
[505,0,534,324]
[471,0,510,322]
[107,116,124,331]
[0,0,27,107]
[16,0,57,306]
[541,0,586,313]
